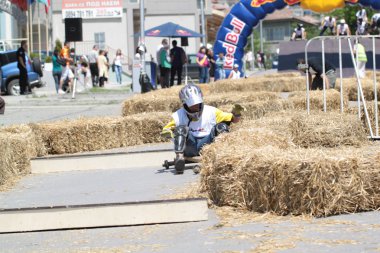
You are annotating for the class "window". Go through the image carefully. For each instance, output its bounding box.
[264,27,286,41]
[94,32,105,49]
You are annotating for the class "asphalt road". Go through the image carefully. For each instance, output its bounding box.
[0,70,379,252]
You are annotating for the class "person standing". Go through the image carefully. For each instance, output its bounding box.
[113,49,124,85]
[245,50,253,70]
[52,49,62,94]
[58,41,74,94]
[88,45,99,87]
[98,50,109,87]
[196,46,209,84]
[207,49,216,83]
[320,16,336,36]
[160,42,171,88]
[215,52,226,80]
[170,40,187,86]
[16,40,29,95]
[356,7,368,23]
[354,40,368,79]
[156,39,168,86]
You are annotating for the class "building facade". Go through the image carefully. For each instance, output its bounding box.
[0,0,27,50]
[51,0,212,69]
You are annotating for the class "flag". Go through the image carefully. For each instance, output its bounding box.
[10,0,28,11]
[44,0,50,14]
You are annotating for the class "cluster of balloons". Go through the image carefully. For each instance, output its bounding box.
[213,0,380,79]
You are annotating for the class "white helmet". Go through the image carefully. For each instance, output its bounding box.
[179,84,204,120]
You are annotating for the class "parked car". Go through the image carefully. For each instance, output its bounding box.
[0,50,44,95]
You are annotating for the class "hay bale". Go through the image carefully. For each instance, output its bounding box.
[122,91,281,117]
[33,112,171,155]
[201,143,380,217]
[208,76,305,93]
[0,126,37,188]
[289,112,368,148]
[335,78,378,101]
[289,89,348,111]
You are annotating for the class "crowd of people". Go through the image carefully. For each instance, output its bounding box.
[52,42,125,95]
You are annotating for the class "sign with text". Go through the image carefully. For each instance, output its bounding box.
[62,0,122,19]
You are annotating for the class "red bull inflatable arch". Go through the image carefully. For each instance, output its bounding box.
[214,0,380,78]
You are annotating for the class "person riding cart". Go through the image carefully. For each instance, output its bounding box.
[161,84,245,174]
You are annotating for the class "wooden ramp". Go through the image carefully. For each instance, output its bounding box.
[0,198,208,233]
[31,150,173,174]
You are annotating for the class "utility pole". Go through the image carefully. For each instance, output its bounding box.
[139,0,145,73]
[259,20,263,53]
[200,0,206,45]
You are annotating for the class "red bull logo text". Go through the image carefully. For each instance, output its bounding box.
[176,30,191,36]
[284,0,301,5]
[147,30,160,36]
[250,0,276,7]
[223,17,245,69]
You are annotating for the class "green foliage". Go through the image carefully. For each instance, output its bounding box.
[55,39,62,52]
[45,56,52,63]
[330,5,375,31]
[29,52,40,59]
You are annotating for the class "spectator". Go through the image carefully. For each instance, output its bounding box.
[245,50,253,71]
[228,64,241,79]
[356,18,369,35]
[337,19,351,36]
[113,49,124,85]
[52,49,62,94]
[370,13,380,33]
[157,39,168,86]
[256,51,266,70]
[88,45,99,87]
[78,61,92,89]
[58,41,74,94]
[356,7,368,23]
[354,39,367,79]
[16,40,29,95]
[98,50,109,87]
[170,40,187,86]
[159,42,171,88]
[320,16,336,36]
[0,96,4,114]
[196,46,209,84]
[215,52,226,80]
[297,57,336,90]
[291,23,307,41]
[207,48,216,83]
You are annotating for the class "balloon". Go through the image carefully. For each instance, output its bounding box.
[213,0,380,77]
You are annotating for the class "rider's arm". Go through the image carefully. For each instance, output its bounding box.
[215,108,233,124]
[161,118,176,138]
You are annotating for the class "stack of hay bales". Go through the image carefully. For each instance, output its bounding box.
[31,112,171,155]
[335,78,379,101]
[208,75,305,93]
[0,125,40,188]
[200,111,378,217]
[289,89,348,111]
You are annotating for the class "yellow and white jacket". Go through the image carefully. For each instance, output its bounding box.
[162,105,233,138]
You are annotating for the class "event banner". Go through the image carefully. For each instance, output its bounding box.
[62,0,122,19]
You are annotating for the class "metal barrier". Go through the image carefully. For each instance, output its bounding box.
[304,35,380,139]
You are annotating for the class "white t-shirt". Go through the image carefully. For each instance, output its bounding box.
[324,17,336,27]
[338,24,349,35]
[88,50,98,64]
[172,105,217,138]
[230,70,241,79]
[114,55,122,66]
[294,28,305,37]
[356,9,367,20]
[357,21,367,35]
[373,13,380,22]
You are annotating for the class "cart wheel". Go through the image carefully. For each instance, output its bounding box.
[163,160,170,170]
[193,165,201,174]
